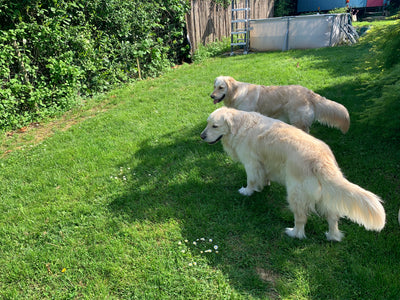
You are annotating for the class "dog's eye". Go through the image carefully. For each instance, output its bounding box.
[219,86,223,89]
[212,125,218,128]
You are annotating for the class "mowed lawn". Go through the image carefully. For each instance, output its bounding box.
[1,23,400,298]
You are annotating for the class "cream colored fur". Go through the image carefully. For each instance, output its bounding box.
[210,76,350,133]
[200,107,385,241]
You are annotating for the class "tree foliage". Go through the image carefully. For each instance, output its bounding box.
[274,0,298,17]
[0,0,190,130]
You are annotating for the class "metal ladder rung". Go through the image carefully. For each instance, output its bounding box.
[231,19,247,23]
[231,0,249,55]
[232,8,250,12]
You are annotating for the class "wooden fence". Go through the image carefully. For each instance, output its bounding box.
[185,0,274,54]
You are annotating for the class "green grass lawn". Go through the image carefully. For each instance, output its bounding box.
[1,21,399,299]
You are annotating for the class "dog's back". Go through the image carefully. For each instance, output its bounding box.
[215,76,350,133]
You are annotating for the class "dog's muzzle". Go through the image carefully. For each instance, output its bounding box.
[209,135,223,144]
[211,93,225,104]
[201,133,222,145]
[200,131,207,140]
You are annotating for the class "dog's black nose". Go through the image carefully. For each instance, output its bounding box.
[200,132,206,140]
[210,94,215,99]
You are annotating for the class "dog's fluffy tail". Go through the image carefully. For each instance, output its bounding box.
[321,175,385,231]
[312,93,350,134]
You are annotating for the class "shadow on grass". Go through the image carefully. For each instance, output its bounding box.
[107,123,292,297]
[288,44,370,76]
[107,117,400,298]
[107,58,400,297]
[220,43,370,80]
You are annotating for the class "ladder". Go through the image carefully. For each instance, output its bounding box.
[231,0,250,55]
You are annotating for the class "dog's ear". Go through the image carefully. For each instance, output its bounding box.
[224,109,240,135]
[225,76,237,94]
[225,76,233,89]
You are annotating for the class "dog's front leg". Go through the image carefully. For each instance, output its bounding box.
[239,186,255,196]
[238,162,266,196]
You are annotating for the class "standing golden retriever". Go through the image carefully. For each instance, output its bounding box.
[201,107,385,241]
[210,76,350,133]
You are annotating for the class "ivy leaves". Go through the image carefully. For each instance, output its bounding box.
[0,0,191,130]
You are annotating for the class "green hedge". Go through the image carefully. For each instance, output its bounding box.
[361,20,400,139]
[0,0,190,130]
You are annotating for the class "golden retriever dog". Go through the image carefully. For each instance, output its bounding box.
[200,107,385,241]
[210,76,350,133]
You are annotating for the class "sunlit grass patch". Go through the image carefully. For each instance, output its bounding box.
[0,20,399,299]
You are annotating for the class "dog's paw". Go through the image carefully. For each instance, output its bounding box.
[238,187,254,196]
[325,230,344,242]
[285,227,306,239]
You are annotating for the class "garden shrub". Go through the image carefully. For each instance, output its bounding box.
[0,0,191,130]
[361,20,400,69]
[360,20,400,139]
[274,0,298,17]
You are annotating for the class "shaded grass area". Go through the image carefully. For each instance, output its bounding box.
[0,21,399,299]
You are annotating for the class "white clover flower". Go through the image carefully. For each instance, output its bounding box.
[215,251,219,254]
[205,249,212,253]
[178,241,182,245]
[193,262,197,266]
[184,240,188,243]
[193,241,197,245]
[181,250,185,253]
[209,239,213,242]
[200,238,205,241]
[188,263,192,266]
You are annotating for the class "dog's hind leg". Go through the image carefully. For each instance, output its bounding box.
[325,213,344,242]
[285,211,307,239]
[285,187,308,239]
[288,105,313,133]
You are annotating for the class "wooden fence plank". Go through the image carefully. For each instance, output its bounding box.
[185,0,274,54]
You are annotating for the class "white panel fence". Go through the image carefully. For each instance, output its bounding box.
[249,14,358,52]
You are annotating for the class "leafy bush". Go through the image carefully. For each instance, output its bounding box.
[359,21,400,139]
[274,0,298,17]
[362,20,400,69]
[192,37,230,62]
[328,7,349,14]
[0,0,191,130]
[387,0,400,14]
